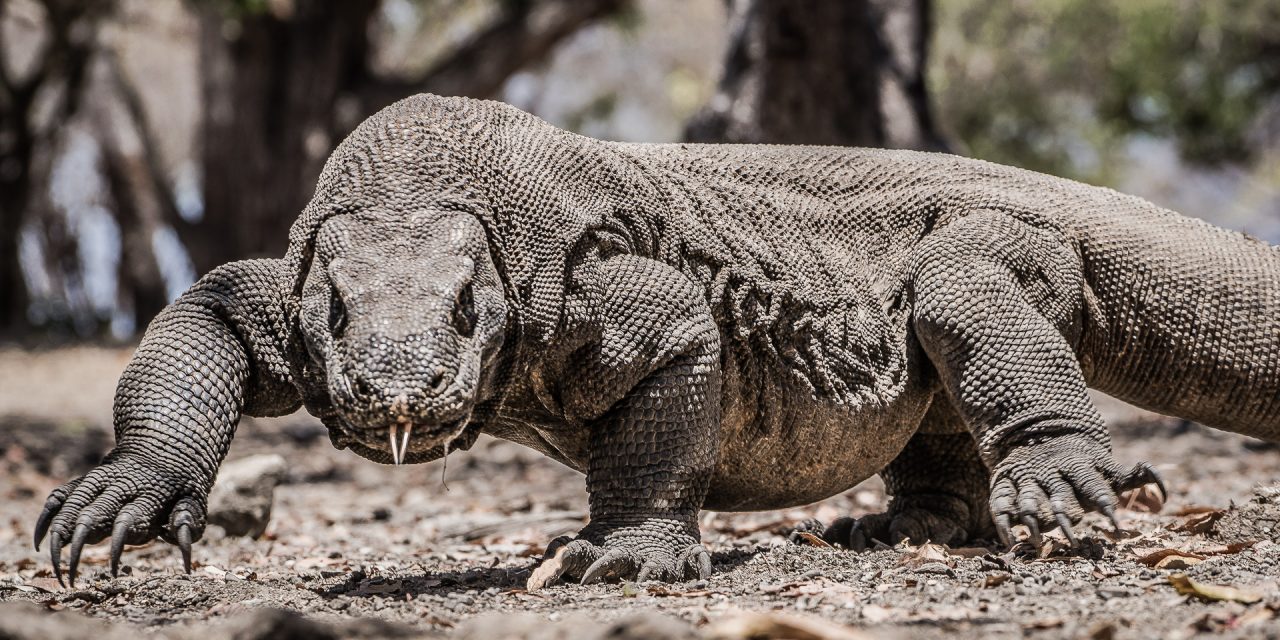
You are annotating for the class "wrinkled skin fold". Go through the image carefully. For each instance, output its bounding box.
[36,94,1280,587]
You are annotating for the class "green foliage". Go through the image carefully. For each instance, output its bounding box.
[932,0,1280,183]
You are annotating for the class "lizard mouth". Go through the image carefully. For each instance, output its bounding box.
[387,414,470,465]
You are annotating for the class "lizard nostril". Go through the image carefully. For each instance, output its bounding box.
[430,368,448,394]
[349,374,376,402]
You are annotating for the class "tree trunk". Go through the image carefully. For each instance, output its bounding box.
[191,0,380,276]
[686,0,947,151]
[190,0,626,278]
[0,0,109,336]
[0,113,33,334]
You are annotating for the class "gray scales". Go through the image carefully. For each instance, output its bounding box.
[34,94,1280,588]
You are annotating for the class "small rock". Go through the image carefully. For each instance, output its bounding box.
[207,454,287,538]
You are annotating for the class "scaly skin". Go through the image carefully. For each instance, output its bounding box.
[36,95,1278,587]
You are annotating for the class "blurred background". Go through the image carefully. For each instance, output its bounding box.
[1,0,1279,343]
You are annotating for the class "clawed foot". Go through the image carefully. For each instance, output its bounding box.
[527,521,711,590]
[989,438,1164,547]
[820,507,969,551]
[34,457,207,587]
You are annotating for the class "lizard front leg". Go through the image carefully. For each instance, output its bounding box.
[33,259,299,585]
[528,255,720,588]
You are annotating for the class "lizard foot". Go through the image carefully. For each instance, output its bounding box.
[818,493,979,551]
[526,520,711,589]
[822,509,965,551]
[34,456,207,587]
[990,437,1164,547]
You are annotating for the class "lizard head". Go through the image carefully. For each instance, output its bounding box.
[299,210,507,463]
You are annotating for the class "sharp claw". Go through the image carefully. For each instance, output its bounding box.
[581,549,630,585]
[696,550,712,580]
[110,517,131,577]
[636,564,655,583]
[1142,463,1167,501]
[849,523,868,552]
[177,523,192,574]
[1055,513,1078,547]
[994,513,1012,547]
[34,497,60,552]
[1102,505,1123,533]
[50,531,64,587]
[1021,515,1042,547]
[68,523,89,587]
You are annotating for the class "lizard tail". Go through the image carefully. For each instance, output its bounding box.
[1068,193,1280,441]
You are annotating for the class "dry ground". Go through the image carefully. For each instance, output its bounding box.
[3,346,1280,639]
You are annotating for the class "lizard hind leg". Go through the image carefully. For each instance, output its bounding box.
[821,398,994,550]
[907,212,1162,546]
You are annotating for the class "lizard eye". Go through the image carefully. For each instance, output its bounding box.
[452,283,476,337]
[329,289,348,336]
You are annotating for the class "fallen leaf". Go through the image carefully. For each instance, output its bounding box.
[1173,505,1223,516]
[1170,510,1225,535]
[898,543,953,569]
[1120,483,1165,513]
[791,532,832,548]
[1199,540,1258,556]
[22,577,61,593]
[945,546,991,558]
[1168,573,1262,604]
[983,573,1011,588]
[781,582,823,597]
[1136,548,1207,569]
[705,611,871,640]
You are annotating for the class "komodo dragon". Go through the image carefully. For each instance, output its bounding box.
[35,94,1280,588]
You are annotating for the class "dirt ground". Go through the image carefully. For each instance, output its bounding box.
[3,346,1280,639]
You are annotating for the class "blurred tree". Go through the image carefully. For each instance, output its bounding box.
[0,0,113,334]
[932,0,1280,183]
[687,0,947,150]
[183,0,627,275]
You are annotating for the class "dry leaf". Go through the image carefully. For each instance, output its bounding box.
[1172,505,1222,516]
[945,546,991,558]
[898,543,953,568]
[1120,483,1165,513]
[1136,548,1207,569]
[1168,573,1262,604]
[1199,540,1258,556]
[705,611,871,640]
[983,573,1012,588]
[1170,510,1225,535]
[791,532,832,548]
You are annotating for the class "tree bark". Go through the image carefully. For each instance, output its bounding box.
[0,0,109,336]
[191,0,381,275]
[190,0,626,278]
[686,0,947,151]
